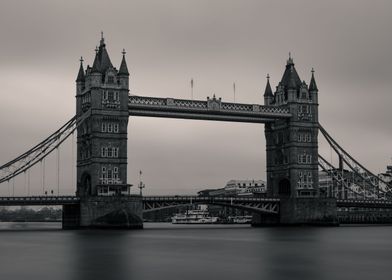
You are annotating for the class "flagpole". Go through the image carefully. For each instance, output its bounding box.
[191,78,194,100]
[233,82,236,103]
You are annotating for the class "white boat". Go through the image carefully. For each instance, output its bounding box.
[229,215,253,224]
[171,206,219,224]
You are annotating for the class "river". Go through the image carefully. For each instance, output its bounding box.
[0,222,391,280]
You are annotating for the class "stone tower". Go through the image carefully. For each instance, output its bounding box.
[264,56,319,198]
[75,35,130,197]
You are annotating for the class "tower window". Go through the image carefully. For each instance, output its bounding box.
[108,91,114,101]
[114,123,119,133]
[108,76,114,84]
[101,147,107,157]
[113,147,119,158]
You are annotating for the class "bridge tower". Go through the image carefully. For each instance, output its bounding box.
[263,56,337,225]
[265,56,319,198]
[65,35,142,228]
[76,35,130,197]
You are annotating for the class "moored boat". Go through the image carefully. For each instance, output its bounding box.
[171,206,219,224]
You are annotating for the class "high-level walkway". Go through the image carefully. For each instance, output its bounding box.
[129,95,291,123]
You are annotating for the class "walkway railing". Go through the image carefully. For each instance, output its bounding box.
[129,95,291,123]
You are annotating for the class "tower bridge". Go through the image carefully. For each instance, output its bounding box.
[0,36,391,228]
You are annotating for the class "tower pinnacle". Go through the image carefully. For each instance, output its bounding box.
[287,52,294,65]
[76,56,85,82]
[100,31,105,46]
[118,48,129,76]
[264,74,273,97]
[309,68,318,92]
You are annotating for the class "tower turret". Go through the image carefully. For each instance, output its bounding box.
[263,74,273,105]
[76,57,85,95]
[90,47,102,87]
[118,49,130,90]
[309,68,318,103]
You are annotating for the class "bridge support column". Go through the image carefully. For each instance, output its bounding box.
[251,213,280,226]
[251,198,338,227]
[279,197,338,225]
[62,197,143,229]
[62,204,81,229]
[79,196,143,229]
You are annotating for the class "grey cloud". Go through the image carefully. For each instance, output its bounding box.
[0,0,391,195]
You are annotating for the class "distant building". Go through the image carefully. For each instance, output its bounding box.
[225,179,266,196]
[197,188,224,196]
[197,179,266,197]
[378,165,392,192]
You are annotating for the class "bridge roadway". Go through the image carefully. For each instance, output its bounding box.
[1,196,392,212]
[128,95,292,123]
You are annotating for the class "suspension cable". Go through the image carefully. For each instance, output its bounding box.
[318,154,363,198]
[0,111,90,184]
[57,145,60,195]
[71,131,74,190]
[319,123,392,196]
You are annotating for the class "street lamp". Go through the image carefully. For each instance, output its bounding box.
[138,170,145,196]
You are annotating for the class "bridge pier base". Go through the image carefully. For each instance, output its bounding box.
[279,198,339,226]
[62,196,143,229]
[251,213,280,226]
[252,198,339,226]
[62,204,81,229]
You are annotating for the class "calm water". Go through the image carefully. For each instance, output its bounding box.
[0,223,391,280]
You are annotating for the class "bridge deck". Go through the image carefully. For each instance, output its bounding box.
[1,196,392,210]
[336,199,392,208]
[129,95,292,123]
[0,196,80,206]
[143,196,280,203]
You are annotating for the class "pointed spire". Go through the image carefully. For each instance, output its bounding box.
[76,57,85,82]
[95,33,113,73]
[264,74,273,97]
[280,53,302,90]
[287,67,297,90]
[118,48,129,76]
[91,47,101,73]
[90,31,114,74]
[287,52,294,66]
[100,31,105,47]
[309,68,318,92]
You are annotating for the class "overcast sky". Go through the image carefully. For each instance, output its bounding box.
[0,0,391,195]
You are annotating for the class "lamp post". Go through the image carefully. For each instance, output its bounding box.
[139,181,145,196]
[138,170,145,196]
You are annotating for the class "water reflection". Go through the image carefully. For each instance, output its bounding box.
[259,228,323,280]
[70,231,132,280]
[0,223,391,280]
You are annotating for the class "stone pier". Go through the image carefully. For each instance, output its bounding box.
[63,196,143,229]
